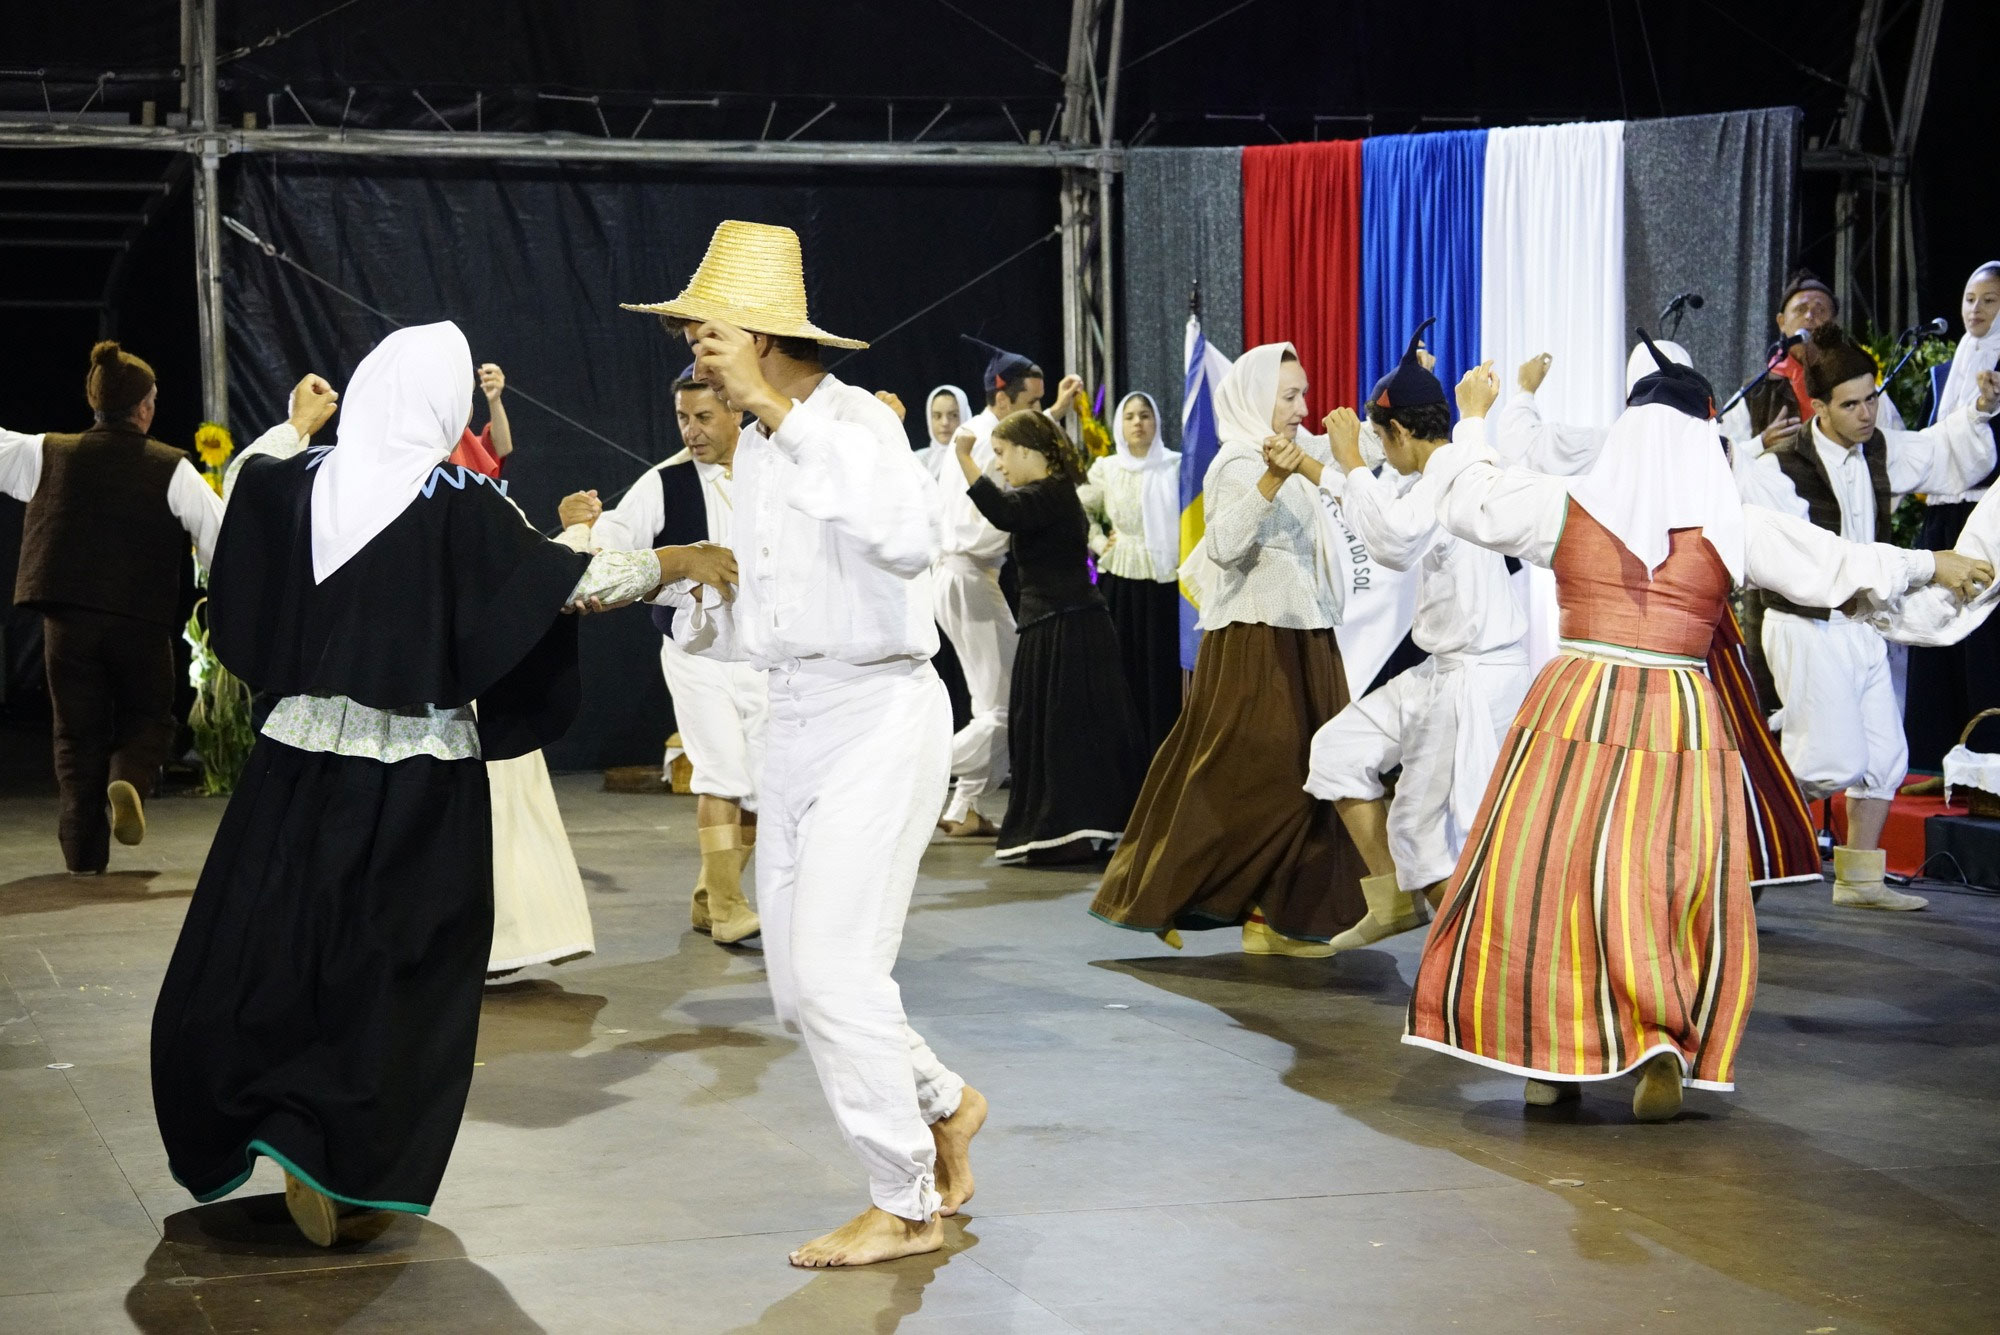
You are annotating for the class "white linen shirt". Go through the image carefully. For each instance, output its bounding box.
[932,407,1010,568]
[1330,442,1525,659]
[0,425,229,569]
[1199,432,1341,631]
[1081,455,1175,583]
[667,374,943,670]
[591,451,736,554]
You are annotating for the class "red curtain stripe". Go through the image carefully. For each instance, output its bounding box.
[1240,140,1364,420]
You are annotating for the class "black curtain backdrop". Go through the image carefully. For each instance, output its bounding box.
[223,154,1060,770]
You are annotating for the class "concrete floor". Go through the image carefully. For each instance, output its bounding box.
[2,776,1998,1334]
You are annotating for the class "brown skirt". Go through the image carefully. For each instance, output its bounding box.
[1089,621,1367,942]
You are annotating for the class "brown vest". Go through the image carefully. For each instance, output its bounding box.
[15,423,191,627]
[1759,428,1893,621]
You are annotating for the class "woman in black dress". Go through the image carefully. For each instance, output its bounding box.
[149,323,736,1246]
[950,410,1147,864]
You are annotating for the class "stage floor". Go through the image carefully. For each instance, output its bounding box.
[4,776,1999,1334]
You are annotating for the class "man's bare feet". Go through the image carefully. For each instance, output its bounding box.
[788,1206,943,1268]
[933,1086,987,1216]
[938,813,999,839]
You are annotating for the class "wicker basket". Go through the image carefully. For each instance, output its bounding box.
[1957,709,2000,820]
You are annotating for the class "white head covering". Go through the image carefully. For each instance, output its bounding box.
[1568,401,1745,583]
[1212,341,1298,449]
[310,322,474,583]
[923,383,973,446]
[1938,261,2000,422]
[1624,338,1691,396]
[1111,391,1182,579]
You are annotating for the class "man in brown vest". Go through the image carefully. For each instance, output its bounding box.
[1746,325,2000,911]
[2,343,335,874]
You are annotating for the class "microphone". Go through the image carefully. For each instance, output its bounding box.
[1771,330,1807,354]
[1917,316,1950,339]
[1659,291,1705,321]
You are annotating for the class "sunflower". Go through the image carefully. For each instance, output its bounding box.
[194,422,234,469]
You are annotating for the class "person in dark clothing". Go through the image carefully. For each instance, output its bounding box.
[951,409,1147,864]
[0,342,334,873]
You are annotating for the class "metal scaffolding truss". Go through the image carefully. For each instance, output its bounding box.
[1801,0,1946,332]
[0,0,1129,426]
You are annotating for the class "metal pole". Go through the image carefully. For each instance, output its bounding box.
[1832,0,1885,320]
[1890,0,1946,329]
[1059,0,1096,385]
[187,0,227,425]
[1096,0,1125,404]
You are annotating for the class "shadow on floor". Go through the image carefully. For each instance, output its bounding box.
[0,869,185,917]
[466,938,797,1129]
[128,1195,545,1333]
[722,1219,977,1335]
[1094,928,2000,1335]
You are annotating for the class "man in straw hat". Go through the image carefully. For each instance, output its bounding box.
[623,220,986,1268]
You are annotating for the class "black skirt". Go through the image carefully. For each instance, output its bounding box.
[150,736,493,1213]
[1100,571,1184,752]
[997,605,1150,864]
[1904,500,2000,771]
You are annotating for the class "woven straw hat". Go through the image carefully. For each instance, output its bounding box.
[620,220,868,350]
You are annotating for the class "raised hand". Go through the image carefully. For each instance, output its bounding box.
[558,489,602,529]
[689,321,783,426]
[875,389,906,422]
[1760,409,1802,451]
[1977,369,2000,416]
[287,373,339,439]
[1455,361,1499,420]
[1518,352,1552,393]
[1323,407,1365,475]
[478,363,506,400]
[1051,373,1086,417]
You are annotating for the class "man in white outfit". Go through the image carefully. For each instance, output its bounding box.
[930,338,1082,836]
[566,375,767,945]
[625,221,985,1268]
[1280,326,1529,947]
[1747,324,1999,911]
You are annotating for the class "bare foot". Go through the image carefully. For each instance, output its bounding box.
[788,1206,942,1268]
[939,813,999,839]
[933,1086,987,1216]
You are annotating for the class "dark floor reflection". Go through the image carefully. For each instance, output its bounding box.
[723,1220,976,1335]
[128,1195,545,1333]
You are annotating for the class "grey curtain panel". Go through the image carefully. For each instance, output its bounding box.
[1623,107,1802,391]
[1121,147,1244,441]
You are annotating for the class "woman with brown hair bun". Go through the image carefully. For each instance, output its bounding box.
[950,410,1148,864]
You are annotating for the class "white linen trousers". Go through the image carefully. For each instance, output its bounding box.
[758,657,965,1220]
[1762,610,1908,802]
[935,554,1017,823]
[658,638,769,808]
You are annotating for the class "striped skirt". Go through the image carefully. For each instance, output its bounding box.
[1405,651,1756,1091]
[1708,606,1821,887]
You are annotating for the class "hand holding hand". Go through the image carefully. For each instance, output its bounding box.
[667,541,739,603]
[558,489,601,529]
[287,374,339,439]
[1324,407,1365,474]
[1263,434,1308,476]
[875,389,906,422]
[1933,551,1995,601]
[1518,352,1552,393]
[1455,361,1499,420]
[478,363,506,400]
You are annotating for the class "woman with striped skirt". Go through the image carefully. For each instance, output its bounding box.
[1406,359,1971,1122]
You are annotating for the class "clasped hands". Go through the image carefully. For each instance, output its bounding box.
[567,542,739,616]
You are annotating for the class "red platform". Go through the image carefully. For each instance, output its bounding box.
[1830,784,1976,878]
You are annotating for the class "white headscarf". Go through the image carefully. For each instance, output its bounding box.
[923,383,973,447]
[1211,341,1297,450]
[1568,401,1745,583]
[310,322,474,583]
[1111,391,1182,579]
[1938,262,2000,422]
[1624,338,1691,396]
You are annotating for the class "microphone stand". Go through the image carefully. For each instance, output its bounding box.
[1876,332,1924,401]
[1718,345,1789,420]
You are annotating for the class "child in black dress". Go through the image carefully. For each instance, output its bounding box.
[950,410,1147,863]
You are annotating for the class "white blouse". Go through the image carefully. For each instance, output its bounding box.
[1198,434,1342,631]
[1081,456,1174,583]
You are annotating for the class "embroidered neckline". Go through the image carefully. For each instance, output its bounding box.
[421,464,510,499]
